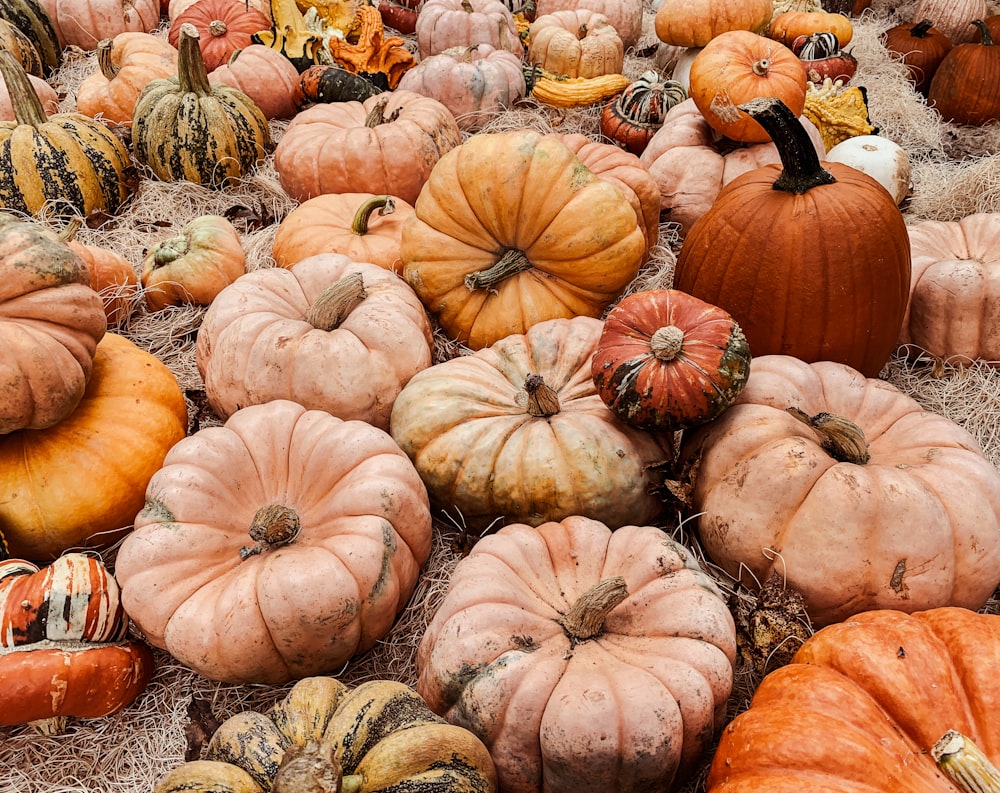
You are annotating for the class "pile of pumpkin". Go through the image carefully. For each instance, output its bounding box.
[3,0,1000,789]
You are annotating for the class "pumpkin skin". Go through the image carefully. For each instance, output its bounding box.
[678,354,1000,628]
[0,0,62,73]
[0,69,56,118]
[141,214,246,311]
[66,237,140,327]
[415,0,522,59]
[534,0,643,49]
[707,607,1000,793]
[927,21,1000,127]
[0,212,106,435]
[599,70,687,156]
[168,0,271,71]
[0,333,188,561]
[913,0,987,44]
[273,90,462,206]
[132,24,272,188]
[271,192,415,271]
[416,515,737,793]
[196,255,434,431]
[76,33,179,128]
[591,289,751,431]
[40,0,160,50]
[207,43,300,120]
[399,130,647,350]
[673,97,910,377]
[654,0,772,48]
[527,9,624,79]
[154,677,498,793]
[881,19,953,96]
[899,213,1000,363]
[389,316,670,532]
[0,17,43,76]
[768,10,854,47]
[114,399,433,685]
[0,50,134,218]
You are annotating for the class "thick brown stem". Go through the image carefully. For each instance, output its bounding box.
[972,19,994,47]
[352,195,394,236]
[650,326,685,361]
[524,373,560,417]
[240,504,301,559]
[558,577,629,643]
[305,272,366,330]
[464,248,532,291]
[787,407,870,464]
[96,39,120,80]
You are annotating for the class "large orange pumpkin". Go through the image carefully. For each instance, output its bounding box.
[114,399,433,685]
[673,96,911,377]
[654,0,772,48]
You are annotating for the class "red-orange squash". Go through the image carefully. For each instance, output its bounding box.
[416,515,738,793]
[927,20,1000,126]
[114,398,433,684]
[678,353,1000,627]
[168,0,271,71]
[707,607,1000,792]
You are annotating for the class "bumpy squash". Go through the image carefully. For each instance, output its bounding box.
[154,677,498,793]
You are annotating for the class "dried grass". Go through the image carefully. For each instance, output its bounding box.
[4,3,1000,791]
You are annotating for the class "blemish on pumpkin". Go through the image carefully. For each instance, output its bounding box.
[889,559,908,596]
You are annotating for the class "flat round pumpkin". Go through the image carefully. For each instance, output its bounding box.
[114,399,433,684]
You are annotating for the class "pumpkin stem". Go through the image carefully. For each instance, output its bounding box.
[909,19,935,38]
[650,325,685,361]
[365,95,391,126]
[352,195,395,236]
[96,39,120,80]
[751,57,771,77]
[209,19,229,37]
[737,96,837,194]
[787,406,870,464]
[240,504,302,559]
[524,373,560,417]
[465,248,532,291]
[28,716,68,736]
[176,23,213,96]
[0,49,49,127]
[972,19,993,46]
[151,234,190,268]
[305,272,367,330]
[932,731,1000,793]
[272,739,344,793]
[558,576,629,643]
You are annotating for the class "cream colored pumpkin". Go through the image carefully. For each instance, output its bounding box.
[534,0,643,49]
[527,9,624,79]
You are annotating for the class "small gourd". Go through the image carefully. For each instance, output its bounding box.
[791,31,858,82]
[599,69,686,155]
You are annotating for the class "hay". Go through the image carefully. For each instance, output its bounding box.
[4,4,1000,791]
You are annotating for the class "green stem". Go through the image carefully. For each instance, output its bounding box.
[176,23,212,95]
[352,196,394,236]
[932,731,1000,793]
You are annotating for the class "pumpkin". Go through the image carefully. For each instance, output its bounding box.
[0,17,42,75]
[768,9,854,48]
[688,30,807,143]
[39,0,160,50]
[114,399,433,684]
[927,20,1000,126]
[823,0,871,15]
[196,255,434,431]
[591,289,751,431]
[378,0,420,34]
[415,0,523,59]
[0,64,55,118]
[0,332,188,561]
[61,220,140,327]
[168,0,271,71]
[0,212,106,435]
[395,43,526,131]
[913,0,987,44]
[273,90,462,206]
[399,130,647,349]
[295,63,384,106]
[132,24,272,188]
[326,4,416,90]
[416,515,737,793]
[170,0,269,23]
[389,316,670,531]
[271,192,415,271]
[0,50,133,218]
[898,212,1000,363]
[881,19,953,96]
[673,96,910,377]
[791,31,857,82]
[677,353,1000,627]
[154,677,498,793]
[527,9,623,79]
[534,0,643,49]
[140,214,246,311]
[825,134,911,205]
[76,33,179,128]
[0,0,62,73]
[599,69,687,156]
[654,0,772,48]
[706,607,1000,792]
[638,97,826,234]
[208,44,300,120]
[0,553,154,735]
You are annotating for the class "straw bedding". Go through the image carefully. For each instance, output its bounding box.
[3,0,1000,789]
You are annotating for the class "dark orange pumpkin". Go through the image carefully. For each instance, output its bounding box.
[673,96,911,378]
[168,0,271,72]
[591,289,751,431]
[927,19,1000,125]
[881,19,953,95]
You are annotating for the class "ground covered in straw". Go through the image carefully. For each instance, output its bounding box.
[3,0,1000,790]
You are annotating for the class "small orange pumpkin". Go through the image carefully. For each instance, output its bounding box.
[207,44,301,120]
[63,224,139,327]
[768,9,854,48]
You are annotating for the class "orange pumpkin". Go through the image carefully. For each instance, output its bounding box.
[527,9,624,79]
[768,9,854,48]
[688,30,808,143]
[534,0,643,49]
[207,44,300,120]
[0,71,57,119]
[881,19,953,95]
[654,0,772,48]
[114,398,433,684]
[416,515,737,793]
[168,0,271,71]
[927,20,1000,126]
[65,236,139,327]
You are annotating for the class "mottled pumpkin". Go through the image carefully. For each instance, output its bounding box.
[0,0,61,72]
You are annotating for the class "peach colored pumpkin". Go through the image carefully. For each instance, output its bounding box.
[196,255,434,431]
[416,515,737,793]
[271,192,415,271]
[395,43,526,131]
[527,9,624,79]
[66,238,139,327]
[415,0,523,59]
[207,43,300,120]
[899,212,1000,363]
[678,353,1000,627]
[114,398,433,684]
[76,34,179,128]
[40,0,161,50]
[0,72,57,119]
[534,0,643,49]
[913,0,987,44]
[639,97,826,233]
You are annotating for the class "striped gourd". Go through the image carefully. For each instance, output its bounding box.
[0,0,60,73]
[132,23,271,188]
[0,50,133,217]
[0,18,43,76]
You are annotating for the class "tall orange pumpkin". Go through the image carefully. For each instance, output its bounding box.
[673,96,911,377]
